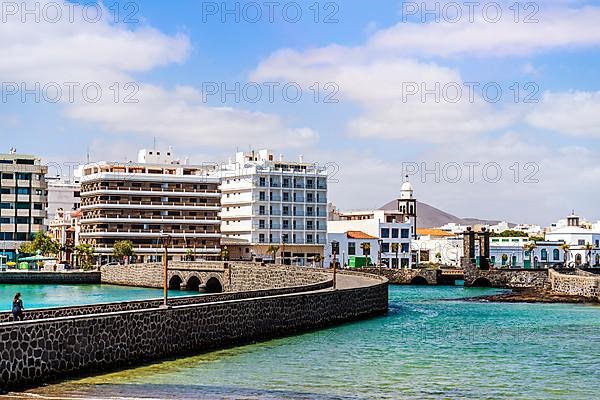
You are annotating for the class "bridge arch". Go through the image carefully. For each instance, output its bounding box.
[168,274,183,290]
[472,277,492,287]
[186,274,202,292]
[410,276,429,285]
[205,276,223,293]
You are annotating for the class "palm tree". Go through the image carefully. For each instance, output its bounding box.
[267,245,280,264]
[360,242,371,266]
[220,247,230,261]
[560,243,571,267]
[583,242,593,266]
[391,243,400,269]
[523,242,537,268]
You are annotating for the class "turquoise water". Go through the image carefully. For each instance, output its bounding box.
[22,285,600,399]
[0,284,198,311]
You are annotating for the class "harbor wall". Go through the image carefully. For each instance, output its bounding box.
[549,269,600,300]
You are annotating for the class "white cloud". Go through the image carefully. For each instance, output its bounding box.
[65,84,319,149]
[376,4,600,57]
[526,91,600,137]
[0,0,317,150]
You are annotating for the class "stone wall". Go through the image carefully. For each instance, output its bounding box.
[0,271,100,284]
[100,262,229,289]
[549,269,600,300]
[463,264,550,288]
[0,275,387,390]
[100,262,329,293]
[228,264,328,291]
[0,280,333,324]
[355,268,439,285]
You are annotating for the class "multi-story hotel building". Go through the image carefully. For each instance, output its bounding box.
[0,151,48,262]
[220,149,328,265]
[79,149,221,264]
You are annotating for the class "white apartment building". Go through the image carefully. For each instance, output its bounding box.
[220,149,327,265]
[79,149,221,264]
[47,175,81,222]
[0,151,48,263]
[328,178,417,268]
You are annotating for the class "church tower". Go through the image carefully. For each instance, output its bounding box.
[397,175,417,238]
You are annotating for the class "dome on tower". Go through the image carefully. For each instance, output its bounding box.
[400,175,414,200]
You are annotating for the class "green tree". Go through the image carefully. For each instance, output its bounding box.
[266,245,279,264]
[185,248,194,261]
[391,243,400,268]
[583,243,593,266]
[74,244,95,270]
[491,230,528,238]
[19,231,59,257]
[435,252,442,263]
[501,253,509,266]
[112,240,135,262]
[524,242,537,268]
[220,247,230,261]
[560,243,571,267]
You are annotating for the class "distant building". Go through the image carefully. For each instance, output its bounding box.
[413,228,462,267]
[48,209,81,265]
[79,148,221,264]
[219,149,328,265]
[328,177,417,268]
[325,231,379,268]
[545,213,600,267]
[488,236,565,269]
[46,175,81,223]
[0,151,48,262]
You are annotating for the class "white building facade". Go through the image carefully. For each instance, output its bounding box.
[545,214,600,267]
[327,178,417,268]
[220,149,328,265]
[79,149,222,263]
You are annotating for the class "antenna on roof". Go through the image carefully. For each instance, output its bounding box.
[86,146,90,164]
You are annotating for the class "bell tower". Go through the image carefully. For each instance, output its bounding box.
[397,175,417,238]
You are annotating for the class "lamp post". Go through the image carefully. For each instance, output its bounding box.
[378,239,383,276]
[159,233,172,308]
[331,240,339,289]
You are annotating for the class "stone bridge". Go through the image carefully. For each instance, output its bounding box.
[354,268,463,285]
[167,267,226,293]
[463,263,549,289]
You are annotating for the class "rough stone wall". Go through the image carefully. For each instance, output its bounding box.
[0,280,333,324]
[0,272,100,284]
[549,269,600,300]
[0,278,387,390]
[228,264,328,291]
[354,268,439,285]
[464,264,549,288]
[100,262,228,290]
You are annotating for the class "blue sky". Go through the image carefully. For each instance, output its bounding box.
[2,0,600,225]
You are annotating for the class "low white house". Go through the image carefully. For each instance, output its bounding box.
[413,229,463,267]
[324,231,379,268]
[489,237,565,269]
[545,214,600,267]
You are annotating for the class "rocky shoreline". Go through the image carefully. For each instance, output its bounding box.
[470,289,600,304]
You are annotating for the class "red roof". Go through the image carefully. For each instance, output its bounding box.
[346,231,378,240]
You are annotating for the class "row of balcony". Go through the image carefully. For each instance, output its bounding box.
[258,182,326,189]
[254,224,326,231]
[256,210,327,217]
[81,186,220,196]
[254,196,327,203]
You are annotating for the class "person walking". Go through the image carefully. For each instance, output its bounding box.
[12,292,24,321]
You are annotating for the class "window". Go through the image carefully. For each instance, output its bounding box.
[553,249,560,261]
[541,249,548,261]
[1,173,13,179]
[381,243,390,253]
[401,243,409,252]
[381,228,390,238]
[391,228,399,238]
[16,217,29,224]
[401,229,409,239]
[15,173,31,180]
[348,242,356,255]
[578,240,585,246]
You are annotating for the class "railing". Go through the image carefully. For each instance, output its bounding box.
[81,200,220,208]
[80,228,220,235]
[81,186,219,194]
[81,215,219,221]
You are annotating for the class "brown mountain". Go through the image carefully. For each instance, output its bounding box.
[379,200,505,228]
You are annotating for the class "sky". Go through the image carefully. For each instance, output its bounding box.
[1,0,600,226]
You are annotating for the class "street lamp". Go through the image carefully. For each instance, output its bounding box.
[159,233,172,308]
[331,240,339,289]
